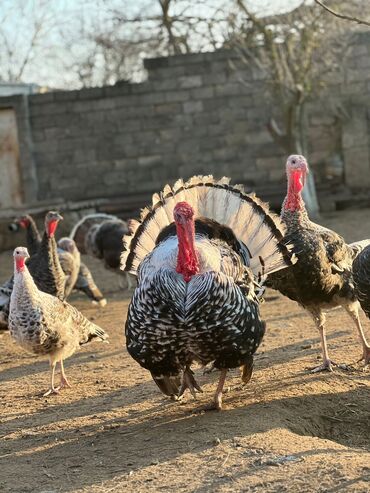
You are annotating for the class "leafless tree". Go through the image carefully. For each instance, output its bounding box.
[66,0,233,86]
[314,1,370,28]
[228,0,349,215]
[0,0,58,83]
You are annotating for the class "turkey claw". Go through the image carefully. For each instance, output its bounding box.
[357,347,370,365]
[179,368,203,399]
[309,360,337,373]
[43,387,60,397]
[203,363,217,375]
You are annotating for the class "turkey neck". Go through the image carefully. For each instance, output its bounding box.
[281,171,310,228]
[38,231,57,265]
[26,218,42,255]
[176,219,199,282]
[12,263,39,309]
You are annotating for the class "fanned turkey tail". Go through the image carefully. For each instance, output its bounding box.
[121,175,296,280]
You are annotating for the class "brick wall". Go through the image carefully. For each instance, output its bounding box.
[6,32,370,208]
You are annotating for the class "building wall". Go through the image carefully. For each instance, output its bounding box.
[6,33,370,206]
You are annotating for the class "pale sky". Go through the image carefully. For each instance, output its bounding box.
[0,0,305,88]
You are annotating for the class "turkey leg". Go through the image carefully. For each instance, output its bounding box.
[178,367,203,398]
[309,310,337,372]
[213,369,228,410]
[343,302,370,365]
[58,360,72,390]
[43,362,59,396]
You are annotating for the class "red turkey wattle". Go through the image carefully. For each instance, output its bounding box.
[19,218,30,229]
[47,219,59,237]
[174,203,199,282]
[15,257,26,272]
[285,169,305,211]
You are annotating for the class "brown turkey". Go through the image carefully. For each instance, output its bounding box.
[9,247,108,396]
[267,155,370,371]
[8,214,41,255]
[70,213,135,289]
[9,212,106,304]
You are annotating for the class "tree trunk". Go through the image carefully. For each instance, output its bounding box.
[294,102,320,218]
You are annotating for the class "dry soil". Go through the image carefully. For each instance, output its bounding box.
[0,208,369,493]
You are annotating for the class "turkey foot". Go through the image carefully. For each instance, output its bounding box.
[203,363,217,375]
[58,375,72,390]
[179,367,203,398]
[43,387,60,397]
[193,369,227,411]
[43,362,60,396]
[309,359,337,373]
[58,360,72,390]
[357,345,370,365]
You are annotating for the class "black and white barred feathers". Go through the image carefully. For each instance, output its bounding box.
[121,176,296,403]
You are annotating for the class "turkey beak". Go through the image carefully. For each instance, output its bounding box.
[8,222,19,232]
[55,213,63,222]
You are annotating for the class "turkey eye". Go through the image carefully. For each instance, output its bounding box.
[292,159,296,164]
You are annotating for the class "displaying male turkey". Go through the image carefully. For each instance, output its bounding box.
[57,237,81,298]
[121,176,295,410]
[70,213,135,289]
[9,212,106,304]
[267,155,370,371]
[9,247,108,396]
[0,211,65,329]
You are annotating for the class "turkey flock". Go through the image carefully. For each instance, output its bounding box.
[1,154,370,409]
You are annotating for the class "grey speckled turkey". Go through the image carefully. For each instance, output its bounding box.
[9,247,108,396]
[57,237,81,298]
[267,155,370,371]
[121,176,296,410]
[74,262,107,306]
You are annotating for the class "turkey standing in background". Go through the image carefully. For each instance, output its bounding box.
[57,237,81,298]
[352,243,370,324]
[74,262,107,306]
[9,212,106,305]
[27,211,66,300]
[0,211,65,329]
[70,213,135,289]
[9,247,108,396]
[122,176,296,410]
[8,215,41,255]
[267,155,370,371]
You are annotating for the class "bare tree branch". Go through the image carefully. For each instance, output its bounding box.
[314,0,370,27]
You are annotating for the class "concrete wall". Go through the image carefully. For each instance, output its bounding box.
[4,32,370,208]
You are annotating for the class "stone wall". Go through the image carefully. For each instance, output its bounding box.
[4,32,370,210]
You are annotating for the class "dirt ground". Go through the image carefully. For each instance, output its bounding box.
[1,208,369,493]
